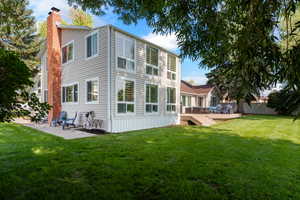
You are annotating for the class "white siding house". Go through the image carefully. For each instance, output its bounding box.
[39,8,181,133]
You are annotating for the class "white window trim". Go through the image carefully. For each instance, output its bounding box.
[115,32,136,73]
[85,77,100,104]
[61,82,79,105]
[144,82,160,115]
[167,54,177,80]
[166,87,177,113]
[115,77,136,116]
[85,30,99,60]
[61,40,74,66]
[145,44,160,77]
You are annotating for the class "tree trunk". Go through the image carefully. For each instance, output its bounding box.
[237,99,245,113]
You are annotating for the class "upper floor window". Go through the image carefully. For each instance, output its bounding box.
[166,87,176,112]
[62,83,78,103]
[86,78,99,104]
[167,54,176,80]
[62,41,74,64]
[116,33,135,72]
[86,31,98,58]
[117,79,135,113]
[146,45,159,76]
[145,84,159,113]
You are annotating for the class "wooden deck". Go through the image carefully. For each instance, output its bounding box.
[181,113,242,126]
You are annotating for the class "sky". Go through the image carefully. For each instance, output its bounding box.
[28,0,210,85]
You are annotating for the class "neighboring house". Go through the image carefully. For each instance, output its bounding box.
[180,80,219,113]
[38,7,181,133]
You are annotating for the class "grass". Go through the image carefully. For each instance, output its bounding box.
[0,115,300,200]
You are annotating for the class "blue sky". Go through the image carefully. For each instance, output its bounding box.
[28,0,210,84]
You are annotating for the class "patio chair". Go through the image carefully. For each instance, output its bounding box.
[51,111,67,127]
[62,112,78,130]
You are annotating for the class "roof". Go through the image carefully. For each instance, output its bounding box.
[181,80,214,95]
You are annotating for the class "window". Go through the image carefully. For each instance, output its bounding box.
[198,96,203,107]
[167,54,176,80]
[62,83,78,103]
[86,32,98,58]
[211,96,218,107]
[166,87,176,112]
[182,96,186,106]
[86,78,99,103]
[145,84,159,113]
[116,33,135,72]
[187,96,192,107]
[62,41,74,64]
[117,79,135,113]
[146,45,159,76]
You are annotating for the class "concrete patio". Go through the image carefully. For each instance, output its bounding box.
[14,118,98,140]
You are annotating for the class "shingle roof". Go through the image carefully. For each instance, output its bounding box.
[181,80,213,95]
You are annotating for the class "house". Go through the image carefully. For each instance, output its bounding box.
[180,80,219,113]
[38,7,181,133]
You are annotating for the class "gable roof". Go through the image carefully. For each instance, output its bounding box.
[181,80,214,95]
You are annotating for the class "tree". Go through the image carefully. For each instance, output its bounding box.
[0,0,40,70]
[67,0,299,115]
[0,49,51,122]
[37,8,93,39]
[70,7,93,27]
[186,80,196,85]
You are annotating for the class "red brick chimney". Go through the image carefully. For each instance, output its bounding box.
[47,7,62,124]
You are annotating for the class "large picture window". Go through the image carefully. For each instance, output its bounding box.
[166,87,176,112]
[62,41,74,64]
[62,83,78,103]
[86,78,99,103]
[86,32,98,58]
[167,54,176,80]
[116,33,135,72]
[117,79,135,113]
[146,45,159,76]
[145,84,158,113]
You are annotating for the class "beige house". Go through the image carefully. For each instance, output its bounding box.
[38,7,181,132]
[180,80,219,113]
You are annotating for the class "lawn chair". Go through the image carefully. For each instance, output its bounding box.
[51,111,67,127]
[62,112,78,130]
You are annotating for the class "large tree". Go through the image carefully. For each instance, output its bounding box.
[0,0,40,70]
[67,0,300,114]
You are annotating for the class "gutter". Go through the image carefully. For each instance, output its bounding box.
[107,25,113,132]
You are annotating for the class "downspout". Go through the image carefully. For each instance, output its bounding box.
[107,25,113,132]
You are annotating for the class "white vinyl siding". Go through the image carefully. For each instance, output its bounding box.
[62,83,78,103]
[167,54,176,80]
[62,41,74,64]
[116,78,135,114]
[116,33,135,72]
[86,31,98,58]
[85,78,99,104]
[145,83,159,113]
[146,45,159,76]
[166,87,176,112]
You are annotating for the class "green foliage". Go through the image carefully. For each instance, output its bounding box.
[27,93,52,123]
[267,89,300,116]
[0,0,41,70]
[70,7,93,27]
[0,49,51,122]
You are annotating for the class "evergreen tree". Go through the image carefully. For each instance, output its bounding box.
[0,0,40,70]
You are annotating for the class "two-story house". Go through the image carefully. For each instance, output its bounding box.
[39,7,181,133]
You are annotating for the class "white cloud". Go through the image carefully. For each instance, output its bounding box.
[29,0,71,22]
[143,33,178,51]
[182,76,208,85]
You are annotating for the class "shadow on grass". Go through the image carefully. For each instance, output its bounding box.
[1,123,300,199]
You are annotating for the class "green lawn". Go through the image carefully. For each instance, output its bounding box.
[1,115,300,200]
